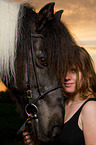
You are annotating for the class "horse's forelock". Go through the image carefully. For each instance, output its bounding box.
[0,0,20,82]
[42,19,76,79]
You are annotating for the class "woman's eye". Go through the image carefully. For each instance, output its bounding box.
[71,68,77,73]
[39,57,48,66]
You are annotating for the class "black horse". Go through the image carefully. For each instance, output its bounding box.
[0,0,76,144]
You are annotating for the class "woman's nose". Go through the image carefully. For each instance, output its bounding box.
[64,72,70,81]
[64,78,71,82]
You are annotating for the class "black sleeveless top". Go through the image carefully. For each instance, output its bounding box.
[49,98,96,145]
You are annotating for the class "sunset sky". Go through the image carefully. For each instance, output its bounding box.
[0,0,96,91]
[10,0,96,65]
[30,0,96,65]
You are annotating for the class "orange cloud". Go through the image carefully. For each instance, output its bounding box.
[0,80,7,92]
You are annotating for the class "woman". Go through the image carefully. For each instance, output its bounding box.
[22,46,96,145]
[56,46,96,145]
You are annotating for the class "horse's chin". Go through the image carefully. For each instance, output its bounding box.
[37,135,55,143]
[29,118,62,142]
[35,126,61,142]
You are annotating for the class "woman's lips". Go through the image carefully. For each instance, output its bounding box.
[64,83,73,87]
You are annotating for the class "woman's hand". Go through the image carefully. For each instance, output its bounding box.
[22,130,33,145]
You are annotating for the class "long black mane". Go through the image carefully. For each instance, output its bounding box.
[16,4,76,83]
[41,13,76,78]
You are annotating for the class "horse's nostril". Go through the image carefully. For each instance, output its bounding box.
[51,126,61,137]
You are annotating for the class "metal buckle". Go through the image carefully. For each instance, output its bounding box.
[27,90,32,98]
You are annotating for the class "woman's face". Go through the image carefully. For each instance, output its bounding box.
[62,67,82,94]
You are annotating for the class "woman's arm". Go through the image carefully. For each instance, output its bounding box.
[81,101,96,145]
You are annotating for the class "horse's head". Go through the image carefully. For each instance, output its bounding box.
[14,3,66,142]
[0,1,76,142]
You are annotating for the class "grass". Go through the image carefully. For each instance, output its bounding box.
[0,102,25,145]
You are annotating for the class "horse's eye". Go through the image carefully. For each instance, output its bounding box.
[40,57,48,66]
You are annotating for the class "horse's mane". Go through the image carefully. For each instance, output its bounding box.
[0,0,20,82]
[41,16,77,79]
[0,1,77,84]
[16,4,77,81]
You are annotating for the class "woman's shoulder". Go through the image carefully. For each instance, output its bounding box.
[80,98,96,144]
[81,98,96,119]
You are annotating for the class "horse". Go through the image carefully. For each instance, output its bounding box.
[0,0,76,144]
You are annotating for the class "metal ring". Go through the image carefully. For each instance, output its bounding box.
[25,103,38,118]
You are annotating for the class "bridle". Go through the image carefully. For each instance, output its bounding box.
[17,33,62,134]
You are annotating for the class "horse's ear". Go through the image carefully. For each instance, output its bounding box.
[36,2,55,31]
[54,10,64,21]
